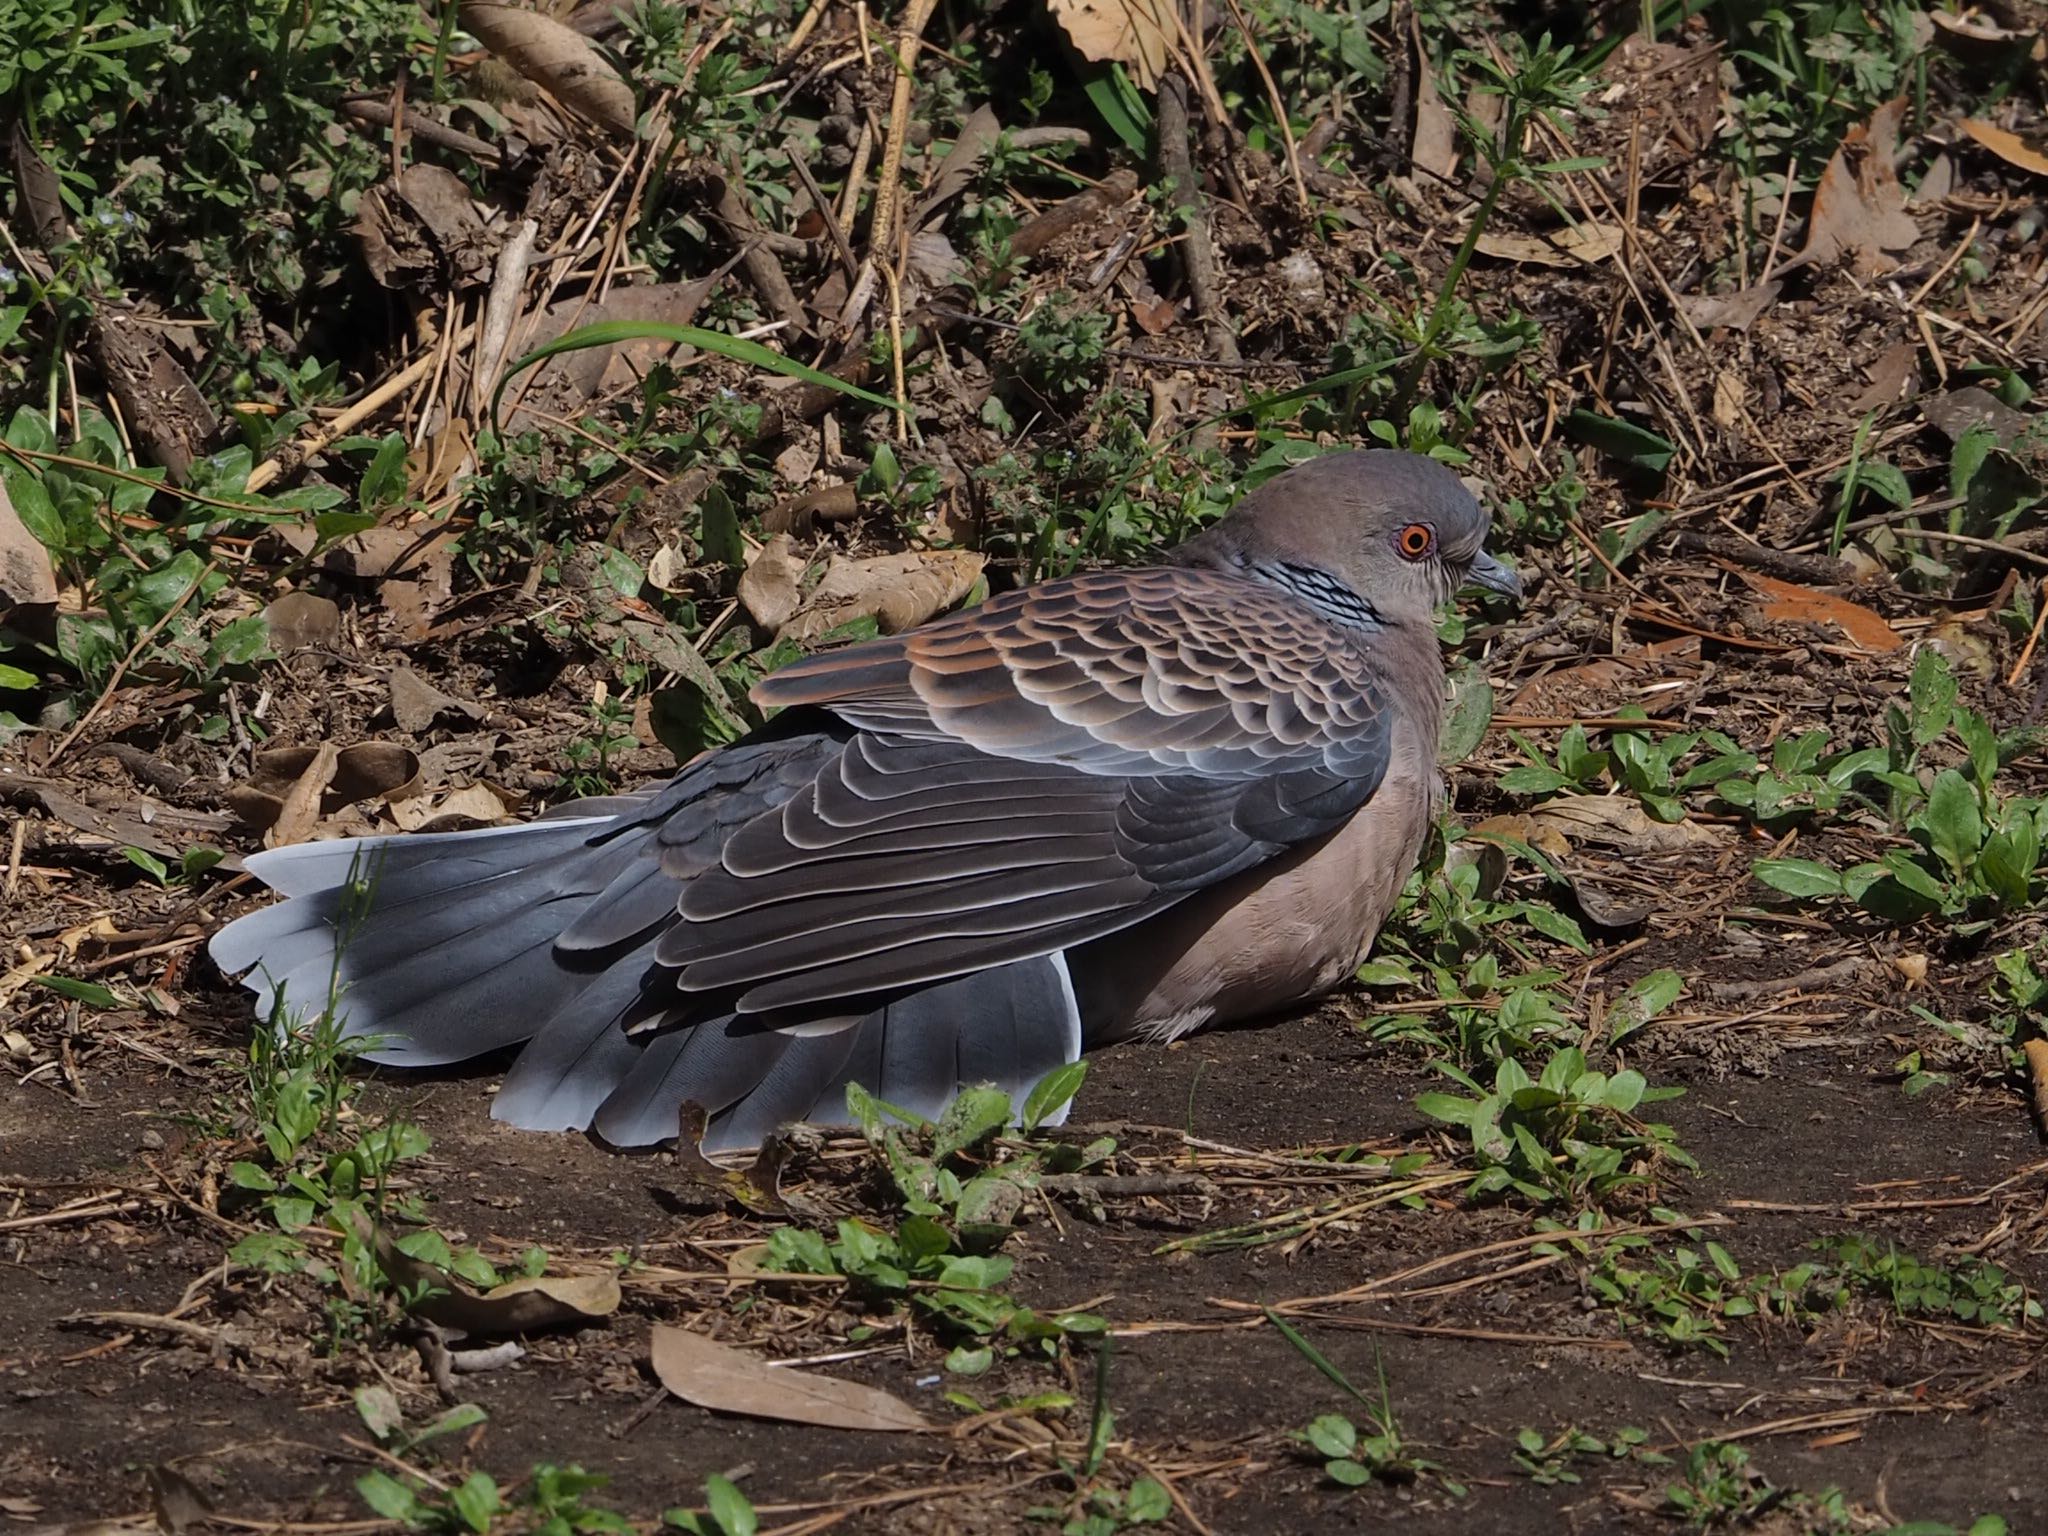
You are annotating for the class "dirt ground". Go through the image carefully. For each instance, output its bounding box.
[4,977,2045,1532]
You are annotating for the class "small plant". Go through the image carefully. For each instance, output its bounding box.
[1662,1442,1781,1526]
[760,1072,1110,1369]
[358,1462,634,1535]
[1025,1343,1171,1535]
[1816,1235,2041,1331]
[1510,1424,1661,1486]
[1271,1315,1463,1493]
[666,1474,759,1536]
[1013,294,1111,405]
[1564,1227,1840,1357]
[1417,1046,1693,1207]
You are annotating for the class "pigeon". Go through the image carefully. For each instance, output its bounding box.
[211,449,1519,1149]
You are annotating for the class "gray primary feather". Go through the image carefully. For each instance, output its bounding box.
[210,450,1509,1147]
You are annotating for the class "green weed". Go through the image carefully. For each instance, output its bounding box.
[1510,1424,1662,1485]
[759,1072,1110,1370]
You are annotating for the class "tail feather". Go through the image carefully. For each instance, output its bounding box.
[212,750,1087,1149]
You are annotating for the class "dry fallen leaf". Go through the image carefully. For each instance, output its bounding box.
[1045,0,1173,91]
[265,742,339,849]
[1736,569,1903,653]
[1960,118,2048,179]
[460,2,635,136]
[0,474,58,606]
[651,1325,933,1432]
[355,1210,621,1335]
[263,591,342,652]
[738,533,808,633]
[782,549,985,642]
[1677,281,1782,333]
[388,666,478,734]
[1473,223,1625,268]
[228,743,421,832]
[1776,98,1918,277]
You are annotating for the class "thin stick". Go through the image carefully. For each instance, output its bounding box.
[2006,577,2048,687]
[247,328,474,494]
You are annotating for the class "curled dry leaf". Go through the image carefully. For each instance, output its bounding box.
[1046,0,1173,91]
[353,1209,621,1335]
[265,743,340,849]
[650,1325,933,1432]
[782,549,985,642]
[228,743,422,833]
[460,2,635,137]
[1960,119,2048,179]
[1735,570,1903,653]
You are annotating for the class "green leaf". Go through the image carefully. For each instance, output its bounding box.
[228,1160,277,1192]
[1324,1457,1374,1486]
[1921,770,1983,878]
[354,1470,420,1521]
[698,482,746,568]
[493,322,904,435]
[1752,858,1844,899]
[0,663,36,689]
[708,1474,765,1531]
[32,974,122,1008]
[1415,1091,1479,1127]
[123,846,170,884]
[1124,1477,1171,1523]
[3,465,63,549]
[357,432,410,510]
[1498,764,1572,794]
[1082,66,1152,157]
[1908,649,1955,746]
[1564,409,1675,475]
[449,1472,502,1534]
[1439,663,1494,763]
[1609,969,1683,1045]
[1020,1059,1087,1131]
[1979,818,2039,907]
[1304,1414,1358,1460]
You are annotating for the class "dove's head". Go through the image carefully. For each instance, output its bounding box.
[1181,449,1520,626]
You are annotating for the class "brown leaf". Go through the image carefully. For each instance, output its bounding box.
[264,743,340,849]
[460,2,636,137]
[1045,0,1173,91]
[781,550,985,643]
[353,1210,620,1335]
[1473,223,1625,268]
[0,475,59,606]
[1409,45,1460,183]
[1736,570,1903,652]
[908,105,1002,229]
[1776,99,1918,277]
[650,1325,933,1432]
[89,309,219,485]
[1850,341,1921,414]
[1504,794,1723,855]
[388,666,476,733]
[263,591,342,652]
[738,534,808,633]
[1961,118,2048,179]
[1677,281,1782,333]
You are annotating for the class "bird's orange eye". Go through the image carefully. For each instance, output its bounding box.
[1397,523,1434,559]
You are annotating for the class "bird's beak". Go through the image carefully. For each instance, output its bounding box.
[1465,549,1522,603]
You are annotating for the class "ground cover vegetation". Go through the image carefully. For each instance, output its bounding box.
[1,0,2045,1529]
